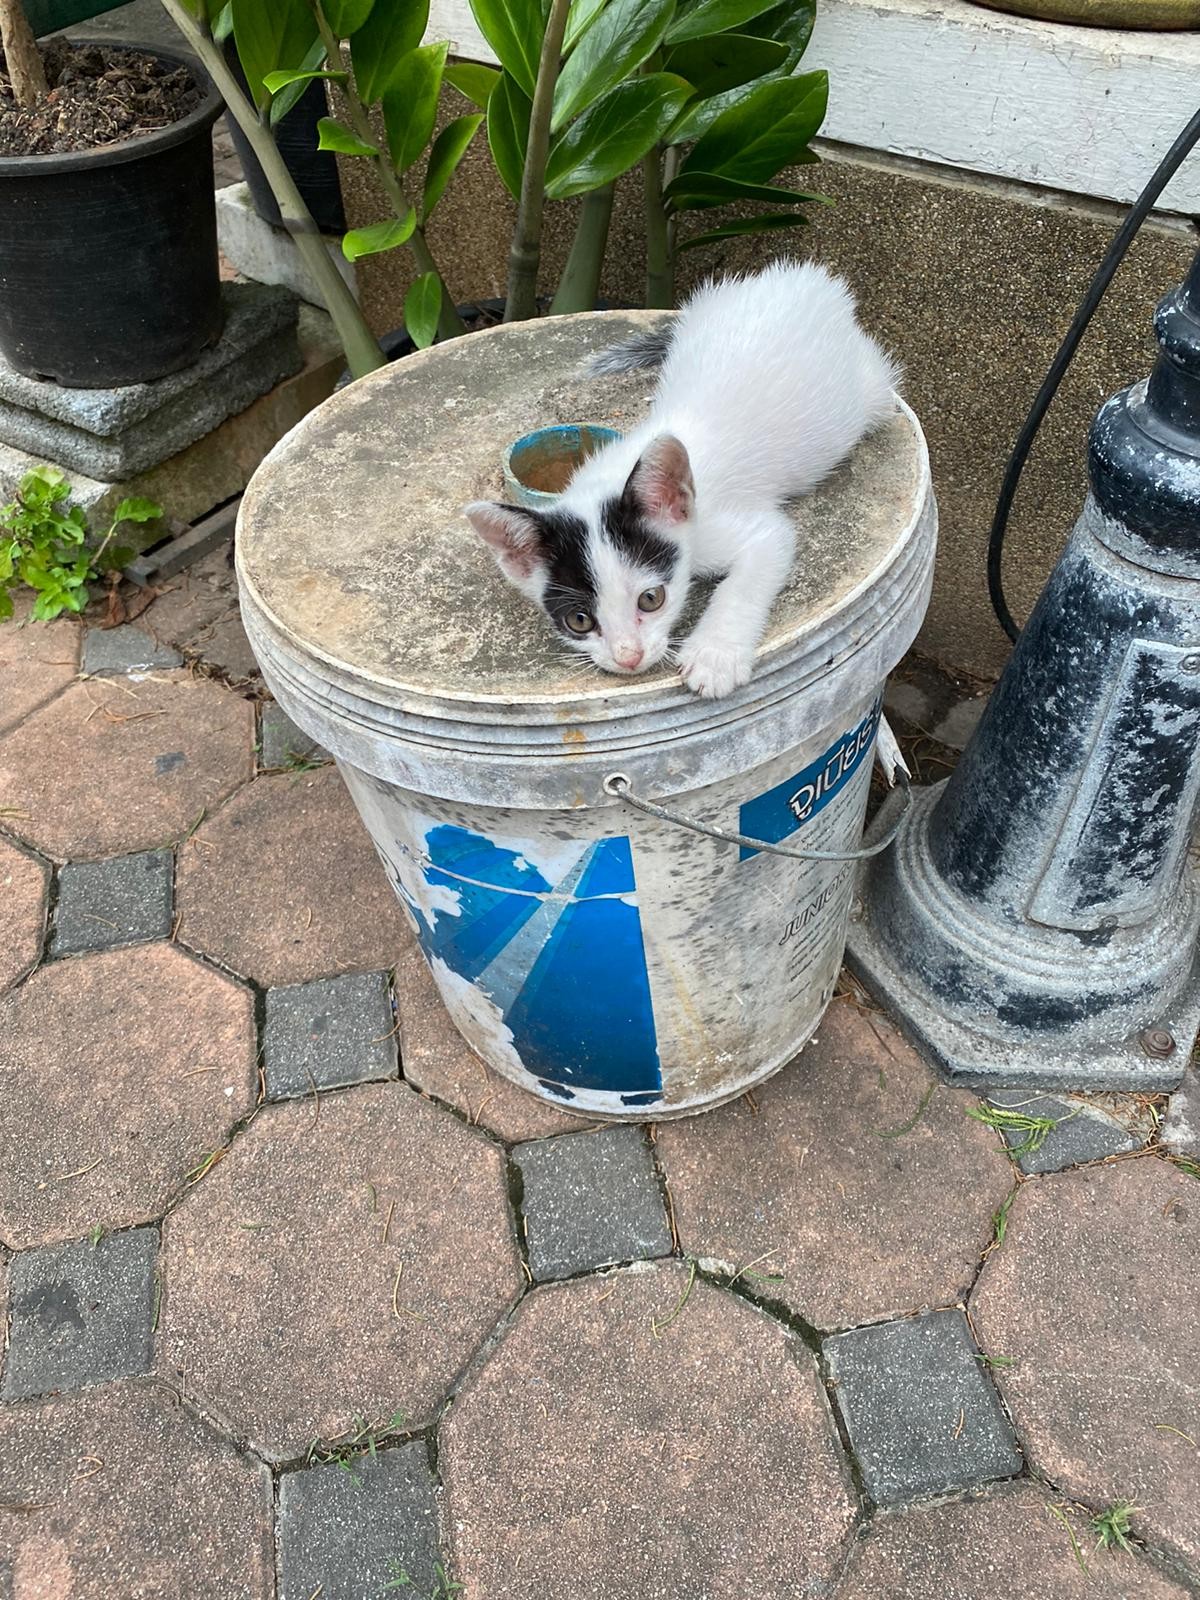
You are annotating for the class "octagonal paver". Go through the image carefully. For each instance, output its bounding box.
[0,1379,273,1597]
[971,1158,1200,1577]
[0,943,256,1248]
[0,834,47,992]
[440,1261,857,1599]
[834,1480,1191,1599]
[160,1081,522,1460]
[656,1000,1012,1329]
[0,597,80,737]
[0,675,254,860]
[175,765,410,985]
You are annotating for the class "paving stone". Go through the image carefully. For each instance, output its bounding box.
[440,1261,856,1599]
[263,971,397,1098]
[0,1380,274,1597]
[395,935,591,1140]
[985,1088,1139,1174]
[514,1127,671,1281]
[0,675,254,861]
[1162,1065,1200,1158]
[655,1000,1012,1329]
[175,765,411,986]
[259,699,329,769]
[0,943,256,1249]
[0,835,47,992]
[971,1158,1200,1577]
[824,1309,1021,1506]
[883,656,989,754]
[0,593,80,737]
[3,1227,157,1400]
[51,848,173,957]
[833,1480,1191,1599]
[140,538,261,685]
[160,1081,522,1459]
[277,1442,442,1600]
[81,623,183,676]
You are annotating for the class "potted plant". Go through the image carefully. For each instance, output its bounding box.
[0,0,225,385]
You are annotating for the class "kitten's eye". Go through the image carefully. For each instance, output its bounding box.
[563,609,596,635]
[638,585,666,613]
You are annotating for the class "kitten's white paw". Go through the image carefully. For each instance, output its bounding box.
[679,638,754,699]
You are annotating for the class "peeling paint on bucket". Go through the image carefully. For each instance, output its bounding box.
[236,311,936,1120]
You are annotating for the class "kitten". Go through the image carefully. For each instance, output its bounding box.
[464,260,899,699]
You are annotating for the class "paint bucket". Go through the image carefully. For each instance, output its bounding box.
[236,311,936,1120]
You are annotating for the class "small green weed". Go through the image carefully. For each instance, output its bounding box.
[0,465,160,621]
[991,1188,1016,1248]
[383,1560,462,1597]
[1090,1499,1139,1554]
[1046,1502,1089,1577]
[967,1102,1074,1157]
[305,1408,408,1482]
[282,749,325,773]
[974,1352,1018,1369]
[87,1223,106,1249]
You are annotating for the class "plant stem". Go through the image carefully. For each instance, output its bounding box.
[159,0,384,378]
[0,0,48,107]
[643,145,674,309]
[310,3,466,340]
[505,0,571,322]
[549,185,614,315]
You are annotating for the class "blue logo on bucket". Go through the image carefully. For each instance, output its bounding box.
[738,700,882,860]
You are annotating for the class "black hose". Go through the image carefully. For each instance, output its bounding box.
[988,105,1200,643]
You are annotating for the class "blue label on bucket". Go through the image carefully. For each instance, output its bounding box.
[738,700,882,860]
[398,824,662,1103]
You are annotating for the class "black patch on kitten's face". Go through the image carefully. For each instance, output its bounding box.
[602,493,679,577]
[528,508,598,635]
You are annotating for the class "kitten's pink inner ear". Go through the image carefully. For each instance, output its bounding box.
[463,502,542,580]
[628,435,694,525]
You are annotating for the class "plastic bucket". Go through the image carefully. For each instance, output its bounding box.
[236,311,936,1120]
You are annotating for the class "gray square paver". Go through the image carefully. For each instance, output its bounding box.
[824,1309,1022,1506]
[985,1089,1138,1174]
[277,1442,442,1600]
[259,701,328,769]
[51,849,174,957]
[2,1227,158,1400]
[513,1126,673,1281]
[82,624,182,676]
[263,972,397,1099]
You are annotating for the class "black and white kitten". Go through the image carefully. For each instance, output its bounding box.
[465,261,899,699]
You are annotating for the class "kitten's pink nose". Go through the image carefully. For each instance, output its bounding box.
[613,643,645,671]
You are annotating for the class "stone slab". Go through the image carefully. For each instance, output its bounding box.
[139,539,261,684]
[985,1089,1139,1174]
[263,971,397,1099]
[258,700,329,770]
[0,592,80,737]
[971,1158,1200,1576]
[440,1263,857,1600]
[513,1127,672,1281]
[217,181,358,309]
[277,1443,442,1600]
[884,657,990,754]
[51,849,174,958]
[3,1226,157,1400]
[0,835,47,993]
[0,1380,274,1598]
[1162,1066,1199,1158]
[82,624,182,676]
[824,1309,1022,1506]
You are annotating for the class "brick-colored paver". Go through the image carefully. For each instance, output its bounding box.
[161,1081,522,1460]
[440,1262,856,1599]
[0,1379,273,1597]
[971,1159,1200,1576]
[0,599,79,737]
[395,937,591,1141]
[833,1480,1191,1599]
[656,1001,1012,1329]
[143,542,260,684]
[0,834,47,992]
[175,765,410,985]
[0,675,254,860]
[0,944,256,1249]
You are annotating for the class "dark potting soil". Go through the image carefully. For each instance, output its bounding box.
[0,39,202,158]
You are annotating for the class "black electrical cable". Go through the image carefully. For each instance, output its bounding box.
[988,105,1200,643]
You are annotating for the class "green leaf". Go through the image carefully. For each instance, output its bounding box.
[212,2,234,43]
[24,465,69,502]
[404,273,443,349]
[564,0,607,52]
[423,113,484,219]
[111,497,163,525]
[323,0,374,36]
[0,588,13,622]
[665,0,775,44]
[487,71,532,201]
[317,116,378,157]
[678,210,810,249]
[342,213,418,261]
[350,0,430,103]
[751,0,816,68]
[444,61,500,106]
[468,0,546,99]
[382,42,448,172]
[665,169,827,211]
[269,37,329,125]
[263,67,348,93]
[546,75,693,199]
[664,32,785,96]
[683,71,827,182]
[231,0,319,109]
[552,0,675,132]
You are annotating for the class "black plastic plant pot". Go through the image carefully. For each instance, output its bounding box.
[0,41,224,388]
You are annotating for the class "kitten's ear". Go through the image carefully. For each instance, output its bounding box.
[463,502,545,583]
[624,434,694,526]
